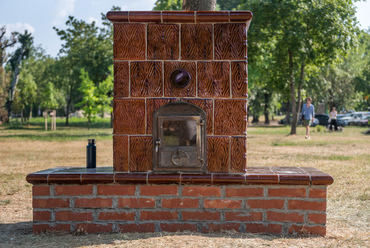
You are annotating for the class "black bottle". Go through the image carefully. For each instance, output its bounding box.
[87,139,96,168]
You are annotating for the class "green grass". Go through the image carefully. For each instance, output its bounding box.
[0,117,112,141]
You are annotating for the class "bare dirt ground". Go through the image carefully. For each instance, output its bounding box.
[0,125,369,247]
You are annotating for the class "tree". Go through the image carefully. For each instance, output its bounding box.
[54,15,113,125]
[240,0,358,134]
[0,26,17,67]
[182,0,216,10]
[153,0,182,10]
[7,30,33,116]
[76,69,98,129]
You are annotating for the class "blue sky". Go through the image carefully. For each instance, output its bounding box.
[1,0,370,58]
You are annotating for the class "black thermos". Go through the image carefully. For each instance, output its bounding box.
[87,139,96,168]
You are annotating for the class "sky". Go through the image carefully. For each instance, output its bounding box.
[1,0,370,58]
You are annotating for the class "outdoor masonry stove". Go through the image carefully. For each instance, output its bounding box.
[26,11,334,236]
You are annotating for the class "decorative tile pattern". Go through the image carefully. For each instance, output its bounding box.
[146,98,177,134]
[148,24,179,60]
[113,99,146,134]
[230,137,246,173]
[114,24,146,60]
[164,62,196,97]
[214,24,247,60]
[113,136,129,172]
[207,137,229,173]
[114,61,129,97]
[130,62,162,97]
[130,136,153,172]
[181,24,212,60]
[231,61,248,98]
[182,98,213,135]
[198,62,230,98]
[214,99,247,135]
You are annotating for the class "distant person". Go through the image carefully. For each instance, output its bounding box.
[329,107,338,131]
[301,97,315,139]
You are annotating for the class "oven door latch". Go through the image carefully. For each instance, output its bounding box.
[155,139,161,152]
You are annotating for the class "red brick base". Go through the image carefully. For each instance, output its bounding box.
[31,184,328,236]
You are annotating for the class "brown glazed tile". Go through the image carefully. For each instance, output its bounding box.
[214,99,247,135]
[196,11,229,23]
[207,137,229,173]
[279,175,310,185]
[146,98,177,134]
[214,24,247,60]
[129,11,161,23]
[106,11,129,23]
[198,62,230,98]
[148,174,181,184]
[212,174,246,184]
[182,98,213,135]
[230,137,247,173]
[310,173,334,185]
[270,167,306,174]
[113,136,129,172]
[245,174,279,184]
[181,24,212,60]
[164,62,196,97]
[114,61,129,97]
[181,174,212,184]
[130,62,162,97]
[229,11,253,23]
[115,173,147,184]
[81,173,114,184]
[147,24,179,60]
[130,136,153,172]
[26,173,48,184]
[113,99,146,134]
[48,174,81,184]
[162,11,195,23]
[114,24,146,60]
[231,61,248,98]
[246,167,274,174]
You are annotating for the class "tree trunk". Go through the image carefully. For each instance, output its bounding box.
[297,63,305,120]
[65,87,72,126]
[182,0,216,11]
[252,114,259,124]
[264,92,270,125]
[289,50,297,135]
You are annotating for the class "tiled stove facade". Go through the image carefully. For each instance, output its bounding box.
[26,11,334,236]
[110,11,252,173]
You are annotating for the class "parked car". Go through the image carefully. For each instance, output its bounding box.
[278,114,319,126]
[336,114,348,127]
[348,112,370,126]
[314,114,330,126]
[353,115,370,126]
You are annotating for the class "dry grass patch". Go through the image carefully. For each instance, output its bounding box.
[0,125,369,247]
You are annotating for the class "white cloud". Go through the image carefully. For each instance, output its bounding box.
[3,22,35,36]
[53,0,76,26]
[88,17,100,26]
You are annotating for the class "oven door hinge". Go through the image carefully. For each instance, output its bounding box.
[198,120,205,126]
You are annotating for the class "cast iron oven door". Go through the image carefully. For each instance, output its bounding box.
[153,102,206,173]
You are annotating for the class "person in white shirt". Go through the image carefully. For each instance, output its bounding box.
[329,107,338,131]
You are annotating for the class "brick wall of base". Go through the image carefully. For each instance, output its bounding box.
[32,184,328,236]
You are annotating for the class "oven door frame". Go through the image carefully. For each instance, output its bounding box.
[153,102,206,174]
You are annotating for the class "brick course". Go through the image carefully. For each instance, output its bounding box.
[31,184,329,236]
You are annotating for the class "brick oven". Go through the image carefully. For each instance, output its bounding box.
[26,11,334,236]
